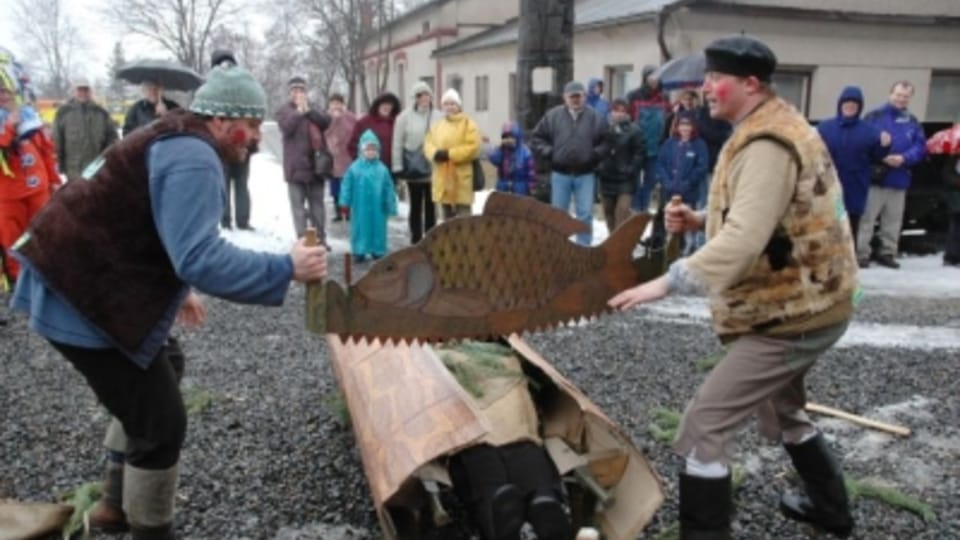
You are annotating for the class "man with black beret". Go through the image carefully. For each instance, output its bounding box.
[611,35,858,539]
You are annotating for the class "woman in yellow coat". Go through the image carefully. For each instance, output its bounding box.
[424,88,481,219]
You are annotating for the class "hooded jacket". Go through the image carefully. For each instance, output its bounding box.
[487,121,536,195]
[424,109,481,205]
[863,101,927,190]
[348,92,401,169]
[817,86,888,215]
[391,81,437,181]
[340,130,397,256]
[585,78,610,119]
[626,65,669,157]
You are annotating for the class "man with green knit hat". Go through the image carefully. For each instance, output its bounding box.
[10,65,328,540]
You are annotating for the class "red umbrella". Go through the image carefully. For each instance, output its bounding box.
[926,123,960,155]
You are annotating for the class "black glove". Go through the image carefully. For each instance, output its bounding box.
[434,149,450,163]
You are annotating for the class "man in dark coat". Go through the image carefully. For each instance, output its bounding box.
[817,85,891,245]
[210,49,256,230]
[597,98,644,231]
[53,77,118,181]
[122,81,180,137]
[276,76,332,243]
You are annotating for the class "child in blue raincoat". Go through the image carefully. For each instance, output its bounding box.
[487,121,536,196]
[339,129,398,262]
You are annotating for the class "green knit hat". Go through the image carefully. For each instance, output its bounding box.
[189,65,267,119]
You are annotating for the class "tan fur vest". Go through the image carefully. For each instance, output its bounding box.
[706,98,859,337]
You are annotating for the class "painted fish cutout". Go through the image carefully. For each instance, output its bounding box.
[324,192,650,343]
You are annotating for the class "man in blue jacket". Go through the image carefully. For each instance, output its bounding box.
[10,66,328,540]
[817,86,891,246]
[858,81,927,268]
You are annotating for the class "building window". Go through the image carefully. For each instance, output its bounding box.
[397,62,406,104]
[475,75,489,112]
[448,74,463,95]
[773,69,812,116]
[607,65,637,99]
[421,76,435,96]
[927,72,960,122]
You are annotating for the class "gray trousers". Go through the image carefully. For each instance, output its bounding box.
[856,186,905,259]
[673,321,848,464]
[288,180,326,240]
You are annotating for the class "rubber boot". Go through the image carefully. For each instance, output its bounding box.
[124,464,179,540]
[780,434,854,538]
[527,486,572,540]
[89,458,129,531]
[477,484,524,540]
[678,472,732,540]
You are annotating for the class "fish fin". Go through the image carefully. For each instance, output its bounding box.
[602,213,649,262]
[482,192,588,237]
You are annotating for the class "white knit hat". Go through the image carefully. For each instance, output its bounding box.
[441,88,462,107]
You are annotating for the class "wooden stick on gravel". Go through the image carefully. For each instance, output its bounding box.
[806,402,911,437]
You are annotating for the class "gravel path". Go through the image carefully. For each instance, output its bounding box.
[2,222,958,540]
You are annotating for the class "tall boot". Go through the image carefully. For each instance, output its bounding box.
[124,464,179,540]
[89,456,129,531]
[678,472,732,540]
[90,418,130,531]
[780,434,854,538]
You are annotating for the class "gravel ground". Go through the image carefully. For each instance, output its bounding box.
[2,224,958,540]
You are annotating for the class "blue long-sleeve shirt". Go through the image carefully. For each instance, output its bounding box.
[12,136,294,368]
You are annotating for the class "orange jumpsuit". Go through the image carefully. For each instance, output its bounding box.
[1,118,59,282]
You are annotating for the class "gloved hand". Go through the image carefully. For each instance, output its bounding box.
[433,149,450,163]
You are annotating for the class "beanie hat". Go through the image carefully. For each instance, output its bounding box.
[189,65,267,119]
[441,88,461,107]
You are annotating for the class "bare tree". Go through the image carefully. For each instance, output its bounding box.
[301,0,399,111]
[103,0,239,73]
[10,0,85,99]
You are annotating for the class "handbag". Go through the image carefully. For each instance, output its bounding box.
[401,111,433,179]
[472,159,486,191]
[309,122,333,178]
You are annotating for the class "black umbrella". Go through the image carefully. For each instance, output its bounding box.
[116,59,204,91]
[651,52,706,91]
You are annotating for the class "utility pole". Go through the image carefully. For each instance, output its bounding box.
[516,0,574,199]
[516,0,574,134]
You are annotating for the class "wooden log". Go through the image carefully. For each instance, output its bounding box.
[805,402,911,437]
[303,228,327,334]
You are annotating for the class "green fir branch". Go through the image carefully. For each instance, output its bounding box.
[845,476,936,523]
[58,481,102,539]
[182,387,214,416]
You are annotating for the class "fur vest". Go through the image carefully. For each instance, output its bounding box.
[16,110,225,354]
[706,98,859,336]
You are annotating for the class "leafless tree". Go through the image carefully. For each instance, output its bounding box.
[103,0,239,73]
[10,0,85,99]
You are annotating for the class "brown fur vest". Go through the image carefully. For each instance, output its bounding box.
[16,110,225,355]
[706,98,859,336]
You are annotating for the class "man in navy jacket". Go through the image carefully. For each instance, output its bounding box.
[817,86,890,246]
[857,81,926,268]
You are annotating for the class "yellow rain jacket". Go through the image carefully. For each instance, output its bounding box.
[424,112,481,205]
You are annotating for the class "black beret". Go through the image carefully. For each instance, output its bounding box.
[704,36,777,82]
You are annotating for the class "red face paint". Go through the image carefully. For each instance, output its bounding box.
[712,78,732,104]
[231,128,248,145]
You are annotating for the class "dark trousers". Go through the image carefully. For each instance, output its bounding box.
[49,340,186,470]
[449,442,562,514]
[848,213,861,248]
[222,159,251,228]
[407,182,436,243]
[329,177,342,208]
[946,212,960,264]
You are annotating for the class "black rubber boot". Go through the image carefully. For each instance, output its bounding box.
[678,472,732,540]
[478,484,524,540]
[780,433,854,538]
[527,486,572,540]
[130,523,175,540]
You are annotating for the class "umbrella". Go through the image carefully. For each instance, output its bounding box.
[926,123,960,155]
[650,52,706,91]
[116,59,204,92]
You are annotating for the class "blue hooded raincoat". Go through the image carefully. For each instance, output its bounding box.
[586,78,610,119]
[487,121,536,195]
[339,130,398,257]
[817,86,888,216]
